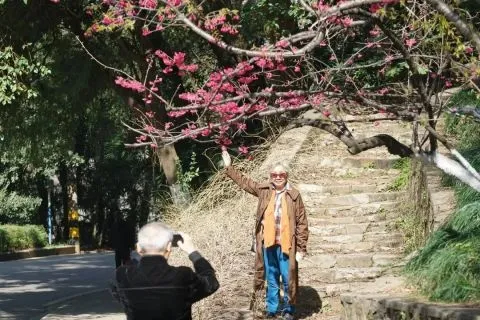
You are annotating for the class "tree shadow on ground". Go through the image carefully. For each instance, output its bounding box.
[295,286,322,319]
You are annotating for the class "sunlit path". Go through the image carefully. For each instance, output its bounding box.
[0,252,114,319]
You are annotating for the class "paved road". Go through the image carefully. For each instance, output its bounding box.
[0,252,116,320]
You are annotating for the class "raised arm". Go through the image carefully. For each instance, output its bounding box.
[222,151,260,197]
[177,233,220,303]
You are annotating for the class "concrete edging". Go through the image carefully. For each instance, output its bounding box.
[0,246,76,262]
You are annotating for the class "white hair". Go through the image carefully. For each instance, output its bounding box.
[137,222,174,253]
[269,161,290,174]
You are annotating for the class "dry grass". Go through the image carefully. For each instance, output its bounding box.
[163,141,274,319]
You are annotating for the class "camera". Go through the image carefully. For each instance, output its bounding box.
[172,234,183,247]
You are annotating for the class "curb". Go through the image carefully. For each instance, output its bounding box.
[43,288,108,310]
[0,246,76,262]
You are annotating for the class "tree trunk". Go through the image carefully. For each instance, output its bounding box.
[157,145,191,207]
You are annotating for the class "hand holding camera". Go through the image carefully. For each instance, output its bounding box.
[173,232,196,255]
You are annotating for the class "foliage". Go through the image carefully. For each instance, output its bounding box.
[444,90,480,150]
[0,188,41,225]
[0,224,47,252]
[387,158,411,191]
[406,90,480,301]
[176,151,200,193]
[0,46,51,105]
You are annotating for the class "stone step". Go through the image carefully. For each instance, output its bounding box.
[307,200,401,217]
[309,231,403,245]
[308,241,403,254]
[309,221,393,236]
[301,253,401,269]
[310,275,405,298]
[293,166,401,180]
[310,223,370,236]
[300,266,384,283]
[315,157,399,169]
[308,214,387,225]
[304,191,405,207]
[297,183,387,196]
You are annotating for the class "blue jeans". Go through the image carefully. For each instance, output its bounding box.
[263,245,295,314]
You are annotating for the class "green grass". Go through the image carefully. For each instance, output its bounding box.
[387,158,411,191]
[405,202,480,301]
[405,90,480,302]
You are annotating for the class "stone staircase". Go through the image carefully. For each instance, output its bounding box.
[288,121,414,319]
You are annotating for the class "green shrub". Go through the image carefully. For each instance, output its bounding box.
[0,188,42,225]
[0,224,47,252]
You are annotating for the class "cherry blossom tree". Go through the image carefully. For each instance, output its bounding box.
[83,0,480,189]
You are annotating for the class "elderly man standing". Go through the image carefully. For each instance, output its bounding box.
[113,222,219,320]
[222,151,308,320]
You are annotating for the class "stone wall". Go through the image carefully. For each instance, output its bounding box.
[407,159,456,239]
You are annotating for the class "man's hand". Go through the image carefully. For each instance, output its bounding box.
[176,232,196,255]
[295,251,305,262]
[222,150,232,167]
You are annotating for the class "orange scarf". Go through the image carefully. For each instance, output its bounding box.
[263,190,291,254]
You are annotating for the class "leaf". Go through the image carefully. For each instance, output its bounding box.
[417,65,429,75]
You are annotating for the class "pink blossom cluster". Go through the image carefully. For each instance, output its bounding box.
[275,93,306,109]
[311,0,331,12]
[203,14,239,36]
[142,76,162,104]
[114,76,146,92]
[139,0,157,9]
[154,50,198,75]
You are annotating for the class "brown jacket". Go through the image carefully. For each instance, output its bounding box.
[225,166,308,304]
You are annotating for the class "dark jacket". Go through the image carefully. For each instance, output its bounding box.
[114,251,219,320]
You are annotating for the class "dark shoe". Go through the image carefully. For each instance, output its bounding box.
[265,312,277,318]
[281,313,294,320]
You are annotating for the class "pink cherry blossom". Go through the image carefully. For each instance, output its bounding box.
[115,76,146,92]
[341,17,354,27]
[167,0,182,6]
[179,92,199,102]
[200,128,211,137]
[145,111,155,118]
[369,28,381,37]
[238,146,249,154]
[139,0,158,9]
[369,3,382,13]
[102,16,113,25]
[378,88,389,95]
[405,38,417,48]
[275,40,289,48]
[173,52,185,66]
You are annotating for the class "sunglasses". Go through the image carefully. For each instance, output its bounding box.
[270,172,287,179]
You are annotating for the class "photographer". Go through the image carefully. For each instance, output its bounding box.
[113,222,219,320]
